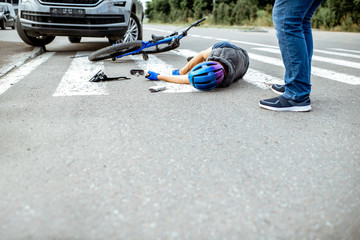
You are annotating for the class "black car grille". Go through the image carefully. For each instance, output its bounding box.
[39,0,102,5]
[21,11,125,25]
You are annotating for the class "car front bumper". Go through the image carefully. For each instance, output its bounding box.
[19,0,131,37]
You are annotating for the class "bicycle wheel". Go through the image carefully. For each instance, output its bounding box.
[88,41,143,61]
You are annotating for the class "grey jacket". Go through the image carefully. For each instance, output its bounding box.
[207,46,249,87]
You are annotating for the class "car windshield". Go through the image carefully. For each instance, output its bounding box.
[0,6,4,12]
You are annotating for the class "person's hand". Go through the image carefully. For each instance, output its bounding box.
[145,71,159,81]
[172,69,180,75]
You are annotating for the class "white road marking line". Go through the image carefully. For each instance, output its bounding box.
[53,52,108,96]
[202,36,215,40]
[194,33,360,59]
[0,52,54,96]
[314,49,360,59]
[143,27,172,34]
[144,26,279,48]
[230,39,278,49]
[329,48,360,54]
[253,47,360,69]
[189,34,279,49]
[130,54,199,93]
[214,38,229,42]
[125,26,360,87]
[171,49,197,58]
[145,27,360,64]
[244,69,284,89]
[249,53,360,85]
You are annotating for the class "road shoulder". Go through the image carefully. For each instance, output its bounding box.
[0,41,45,78]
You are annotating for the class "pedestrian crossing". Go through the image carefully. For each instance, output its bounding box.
[0,52,54,96]
[0,36,359,97]
[249,52,360,85]
[253,47,360,69]
[53,52,108,96]
[328,48,360,54]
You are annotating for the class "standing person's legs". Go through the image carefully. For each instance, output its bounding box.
[302,0,323,81]
[272,0,317,101]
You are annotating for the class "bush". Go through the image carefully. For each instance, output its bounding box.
[145,0,359,32]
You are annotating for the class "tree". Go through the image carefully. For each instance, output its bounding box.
[193,0,212,19]
[146,0,359,31]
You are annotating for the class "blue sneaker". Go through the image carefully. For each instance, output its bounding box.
[271,84,285,95]
[259,95,311,112]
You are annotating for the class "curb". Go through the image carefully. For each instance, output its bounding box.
[0,46,46,78]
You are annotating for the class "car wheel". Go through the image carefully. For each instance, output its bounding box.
[16,16,55,46]
[68,36,82,43]
[122,12,142,43]
[0,19,5,30]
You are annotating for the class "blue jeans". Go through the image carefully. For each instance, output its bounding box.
[273,0,323,100]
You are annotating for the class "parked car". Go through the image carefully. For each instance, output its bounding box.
[16,0,144,46]
[0,3,16,30]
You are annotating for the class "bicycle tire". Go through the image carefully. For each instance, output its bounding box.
[88,41,143,61]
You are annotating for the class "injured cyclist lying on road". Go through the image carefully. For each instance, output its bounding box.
[145,41,250,90]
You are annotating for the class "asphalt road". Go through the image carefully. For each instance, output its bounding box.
[0,24,359,239]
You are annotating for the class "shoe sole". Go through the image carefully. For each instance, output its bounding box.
[259,103,311,112]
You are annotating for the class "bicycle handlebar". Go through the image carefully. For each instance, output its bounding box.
[192,17,207,27]
[169,17,206,41]
[151,18,206,43]
[183,17,206,34]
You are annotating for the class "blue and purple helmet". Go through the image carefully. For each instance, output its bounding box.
[188,61,225,90]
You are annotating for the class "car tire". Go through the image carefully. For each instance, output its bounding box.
[68,36,82,43]
[121,12,143,43]
[16,15,55,46]
[0,19,5,30]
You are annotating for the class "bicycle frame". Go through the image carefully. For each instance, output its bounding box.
[115,18,206,59]
[113,37,177,59]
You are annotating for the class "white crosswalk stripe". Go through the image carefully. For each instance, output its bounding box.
[0,52,54,95]
[253,47,360,69]
[249,52,360,85]
[189,34,278,49]
[244,69,284,89]
[53,52,108,96]
[0,39,359,97]
[130,54,199,93]
[329,48,360,54]
[186,31,360,85]
[315,49,360,59]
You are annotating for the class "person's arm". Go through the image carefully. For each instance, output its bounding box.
[146,71,190,84]
[145,46,212,84]
[158,74,189,84]
[179,47,212,75]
